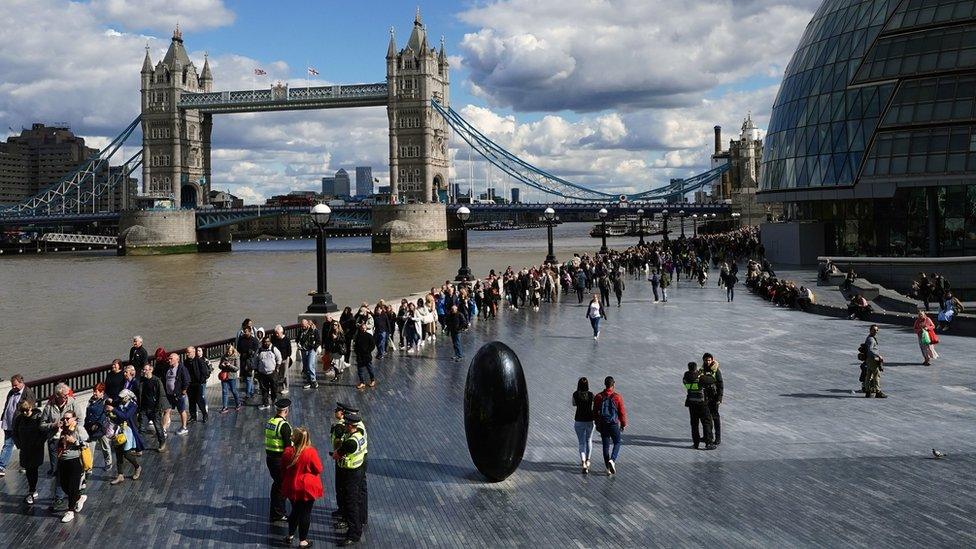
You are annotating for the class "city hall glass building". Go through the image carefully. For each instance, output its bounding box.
[759,0,976,257]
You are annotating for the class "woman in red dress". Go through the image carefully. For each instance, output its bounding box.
[280,427,324,547]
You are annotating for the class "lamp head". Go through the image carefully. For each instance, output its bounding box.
[457,206,471,222]
[598,208,608,219]
[637,208,644,216]
[544,207,555,221]
[310,203,331,226]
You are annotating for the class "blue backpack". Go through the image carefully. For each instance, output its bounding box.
[599,395,618,426]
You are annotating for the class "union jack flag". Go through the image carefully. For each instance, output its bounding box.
[254,68,267,76]
[307,67,319,76]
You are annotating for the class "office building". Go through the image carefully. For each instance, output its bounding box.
[355,166,373,197]
[759,0,976,257]
[321,176,335,196]
[511,187,520,204]
[0,123,98,206]
[334,168,351,197]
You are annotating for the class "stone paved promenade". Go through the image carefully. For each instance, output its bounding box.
[2,276,975,547]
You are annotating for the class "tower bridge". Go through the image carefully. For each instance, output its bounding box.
[0,10,731,255]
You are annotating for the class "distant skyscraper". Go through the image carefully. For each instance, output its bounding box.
[511,187,520,204]
[334,169,351,197]
[321,176,336,196]
[355,166,373,197]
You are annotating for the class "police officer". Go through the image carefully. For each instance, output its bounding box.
[332,403,368,530]
[264,398,292,522]
[683,362,715,450]
[334,412,368,546]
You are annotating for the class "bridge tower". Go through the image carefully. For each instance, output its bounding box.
[372,10,450,252]
[140,27,212,209]
[386,9,450,203]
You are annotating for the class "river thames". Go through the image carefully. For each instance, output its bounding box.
[0,222,651,379]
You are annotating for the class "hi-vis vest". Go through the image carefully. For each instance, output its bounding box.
[331,420,367,452]
[264,417,288,453]
[339,430,367,469]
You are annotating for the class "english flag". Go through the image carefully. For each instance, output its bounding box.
[254,68,267,76]
[307,67,319,76]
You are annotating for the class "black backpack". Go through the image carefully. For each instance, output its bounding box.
[700,372,718,400]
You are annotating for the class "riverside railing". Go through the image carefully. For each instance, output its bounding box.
[26,323,301,402]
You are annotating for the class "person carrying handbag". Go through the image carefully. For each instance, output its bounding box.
[913,311,939,366]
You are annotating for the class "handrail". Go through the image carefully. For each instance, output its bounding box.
[27,323,301,402]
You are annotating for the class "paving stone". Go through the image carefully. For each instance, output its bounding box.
[1,276,974,547]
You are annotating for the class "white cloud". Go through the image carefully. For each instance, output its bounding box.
[91,0,235,32]
[458,0,815,112]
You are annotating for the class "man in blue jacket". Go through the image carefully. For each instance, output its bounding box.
[162,353,191,436]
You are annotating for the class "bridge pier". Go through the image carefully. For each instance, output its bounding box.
[118,209,198,255]
[197,226,232,253]
[371,204,447,253]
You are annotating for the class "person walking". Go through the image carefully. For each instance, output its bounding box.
[650,269,660,302]
[683,362,715,450]
[256,337,283,410]
[55,411,88,523]
[281,427,323,548]
[238,326,261,398]
[612,274,625,307]
[333,412,368,546]
[298,318,322,389]
[106,389,142,484]
[218,345,242,412]
[660,270,671,302]
[265,398,293,523]
[572,377,594,475]
[84,384,112,471]
[163,353,191,435]
[700,353,723,445]
[585,294,607,340]
[103,360,125,405]
[185,346,210,423]
[723,269,738,302]
[574,269,587,304]
[353,323,377,390]
[862,325,887,398]
[592,376,626,475]
[12,400,45,505]
[41,383,78,512]
[445,304,466,362]
[913,311,939,366]
[129,335,149,371]
[271,325,293,395]
[138,364,168,451]
[1,373,36,477]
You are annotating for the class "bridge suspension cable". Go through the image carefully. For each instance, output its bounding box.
[0,116,143,217]
[432,101,729,202]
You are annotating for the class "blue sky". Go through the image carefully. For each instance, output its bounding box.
[0,0,821,203]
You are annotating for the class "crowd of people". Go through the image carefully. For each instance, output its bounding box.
[912,273,965,332]
[3,222,954,537]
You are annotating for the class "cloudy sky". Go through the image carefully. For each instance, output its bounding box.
[0,0,822,204]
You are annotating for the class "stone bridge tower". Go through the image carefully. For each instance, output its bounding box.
[140,27,212,209]
[386,9,450,203]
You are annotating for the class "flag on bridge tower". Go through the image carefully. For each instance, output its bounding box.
[307,66,319,76]
[254,68,267,76]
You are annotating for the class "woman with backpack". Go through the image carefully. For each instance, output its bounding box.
[13,400,46,505]
[572,377,594,475]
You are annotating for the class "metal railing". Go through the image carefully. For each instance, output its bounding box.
[27,323,301,402]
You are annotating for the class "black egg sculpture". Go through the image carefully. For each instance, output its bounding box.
[463,341,529,482]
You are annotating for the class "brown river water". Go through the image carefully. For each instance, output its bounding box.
[0,223,654,380]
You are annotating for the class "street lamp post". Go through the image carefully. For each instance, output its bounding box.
[307,203,337,314]
[598,207,609,254]
[679,209,686,238]
[692,213,698,237]
[731,212,741,230]
[637,208,645,246]
[662,209,670,242]
[455,206,473,281]
[544,207,557,264]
